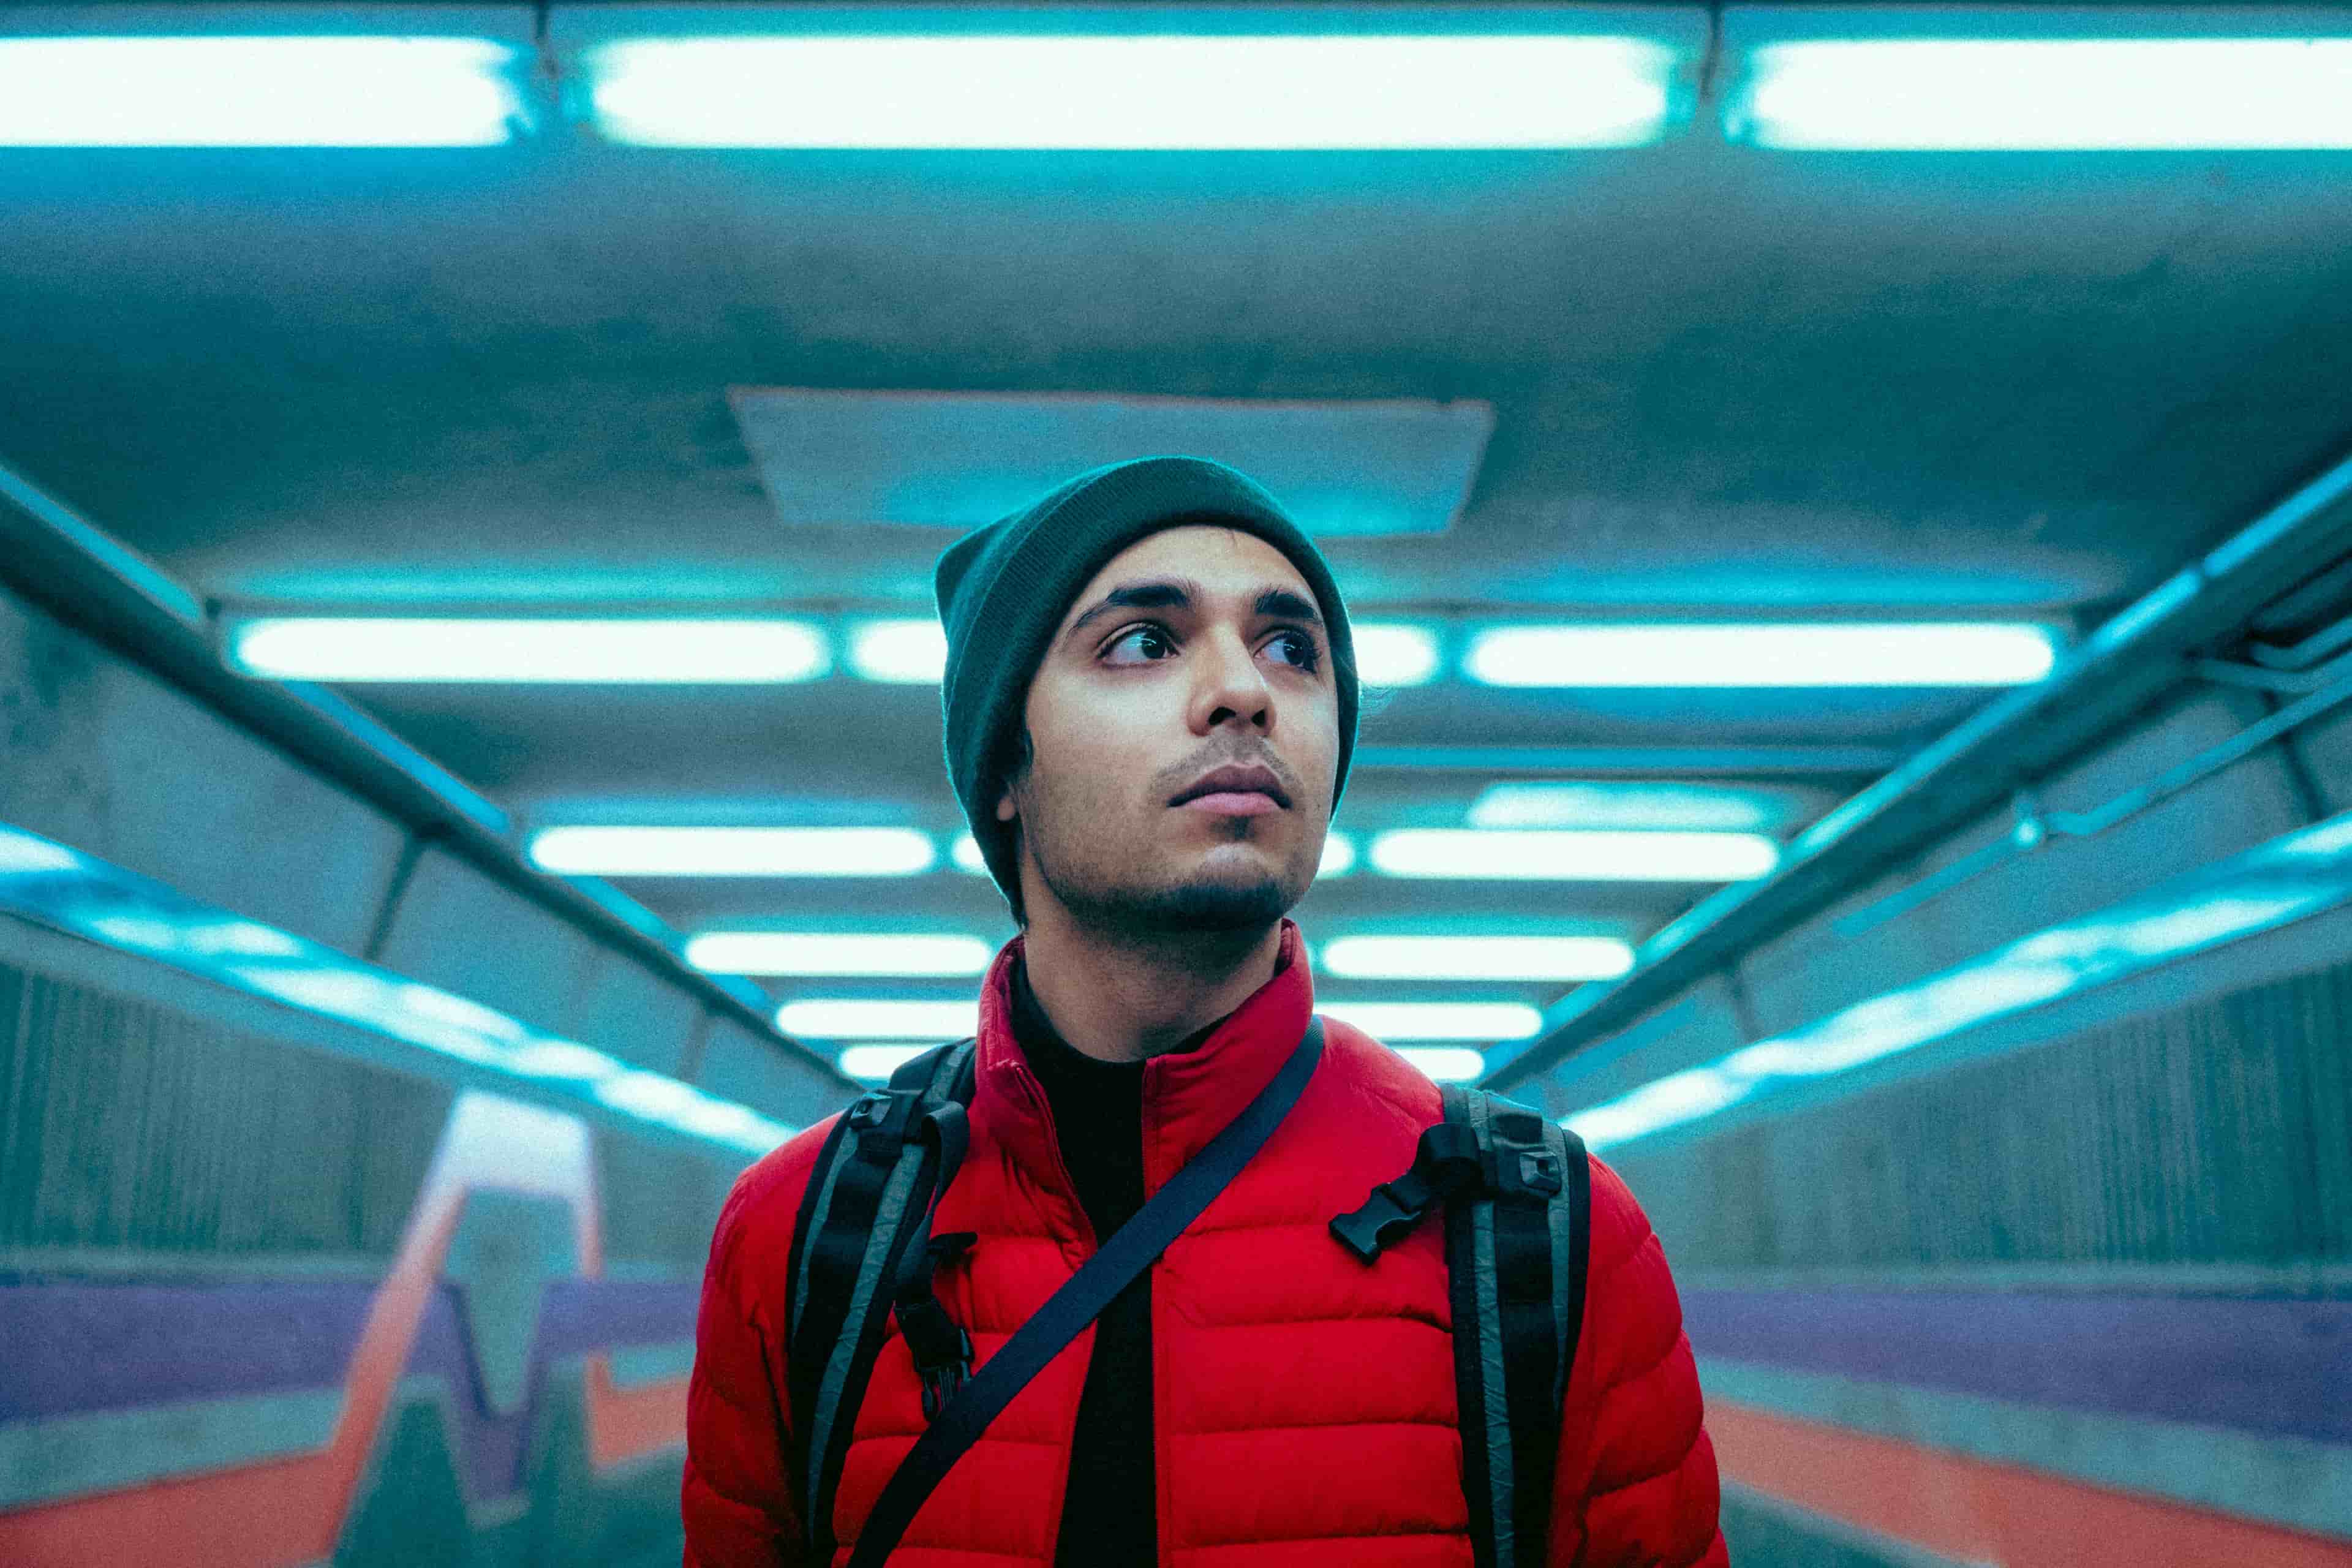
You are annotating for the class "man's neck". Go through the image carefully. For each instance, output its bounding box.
[1017,913,1284,1065]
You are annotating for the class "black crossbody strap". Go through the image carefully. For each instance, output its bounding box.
[844,1014,1327,1568]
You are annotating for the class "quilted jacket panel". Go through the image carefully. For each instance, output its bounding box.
[685,918,1726,1567]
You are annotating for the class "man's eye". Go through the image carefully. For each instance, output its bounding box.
[1104,625,1172,661]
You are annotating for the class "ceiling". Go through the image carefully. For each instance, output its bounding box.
[4,2,2350,1061]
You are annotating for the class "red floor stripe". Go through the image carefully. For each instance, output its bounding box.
[1708,1398,2352,1567]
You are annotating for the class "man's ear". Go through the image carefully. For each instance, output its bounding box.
[995,785,1016,823]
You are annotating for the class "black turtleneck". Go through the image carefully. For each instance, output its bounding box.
[1008,954,1226,1568]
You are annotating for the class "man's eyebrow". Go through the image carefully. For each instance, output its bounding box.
[1062,579,1325,645]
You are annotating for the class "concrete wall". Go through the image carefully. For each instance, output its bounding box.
[1542,681,2352,1566]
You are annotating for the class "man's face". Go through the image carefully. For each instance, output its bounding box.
[996,524,1339,939]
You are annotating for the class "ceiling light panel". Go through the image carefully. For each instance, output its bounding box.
[1729,37,2352,151]
[1468,781,1809,833]
[727,387,1492,537]
[687,931,993,976]
[778,998,982,1039]
[1369,829,1780,881]
[1464,622,2058,687]
[584,31,1681,149]
[1319,934,1635,981]
[0,35,527,146]
[529,826,937,877]
[228,617,829,683]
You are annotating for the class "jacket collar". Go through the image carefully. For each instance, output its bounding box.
[968,917,1317,1226]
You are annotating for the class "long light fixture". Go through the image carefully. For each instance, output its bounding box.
[1320,933,1635,981]
[228,617,829,684]
[529,826,935,877]
[0,823,795,1156]
[1316,1000,1542,1041]
[1353,624,1442,687]
[1561,811,2352,1151]
[839,1042,937,1080]
[1369,829,1779,881]
[845,617,1438,686]
[1729,37,2352,151]
[1463,622,2057,687]
[778,998,981,1039]
[0,35,526,147]
[1396,1047,1487,1082]
[687,931,992,976]
[584,33,1679,149]
[848,618,949,683]
[1468,781,1800,834]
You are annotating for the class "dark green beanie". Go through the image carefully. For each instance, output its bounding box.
[933,454,1359,920]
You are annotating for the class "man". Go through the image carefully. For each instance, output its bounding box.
[684,455,1726,1567]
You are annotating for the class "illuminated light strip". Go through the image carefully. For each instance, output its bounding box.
[228,616,829,684]
[0,822,799,1156]
[584,34,1681,149]
[1561,810,2352,1151]
[848,617,1439,686]
[0,36,526,147]
[1729,38,2352,152]
[1396,1046,1486,1082]
[1320,933,1634,981]
[529,824,936,877]
[1317,1000,1542,1041]
[1464,621,2058,687]
[1370,827,1781,881]
[688,930,993,976]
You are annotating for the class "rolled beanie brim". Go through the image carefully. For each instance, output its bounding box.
[933,456,1359,915]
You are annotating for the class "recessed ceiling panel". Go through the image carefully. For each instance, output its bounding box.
[729,386,1493,536]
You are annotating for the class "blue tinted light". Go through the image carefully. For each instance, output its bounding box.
[1560,812,2352,1152]
[0,36,526,146]
[1730,38,2352,151]
[586,33,1679,149]
[1465,622,2057,687]
[230,617,829,684]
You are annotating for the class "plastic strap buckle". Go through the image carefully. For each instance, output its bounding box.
[1329,1122,1483,1263]
[1482,1109,1564,1204]
[896,1232,978,1422]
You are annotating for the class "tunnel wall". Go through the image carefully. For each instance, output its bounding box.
[0,575,852,1566]
[1543,682,2352,1567]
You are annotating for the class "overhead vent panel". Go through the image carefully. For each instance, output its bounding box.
[729,387,1493,537]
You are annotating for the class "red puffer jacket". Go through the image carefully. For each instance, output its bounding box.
[685,918,1727,1567]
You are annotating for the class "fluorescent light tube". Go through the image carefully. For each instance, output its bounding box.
[1353,624,1442,687]
[1316,1001,1542,1040]
[1466,621,2056,687]
[1319,833,1357,878]
[528,826,936,877]
[840,1043,935,1080]
[1369,829,1779,881]
[228,617,828,683]
[1319,934,1634,981]
[687,931,993,976]
[1397,1047,1487,1082]
[1468,782,1794,833]
[951,833,992,875]
[848,618,949,683]
[778,999,981,1039]
[586,34,1678,149]
[0,36,525,147]
[1730,38,2352,151]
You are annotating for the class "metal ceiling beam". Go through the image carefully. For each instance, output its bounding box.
[1485,444,2352,1091]
[0,458,858,1094]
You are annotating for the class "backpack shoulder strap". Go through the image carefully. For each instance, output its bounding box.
[1329,1083,1591,1568]
[783,1037,978,1562]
